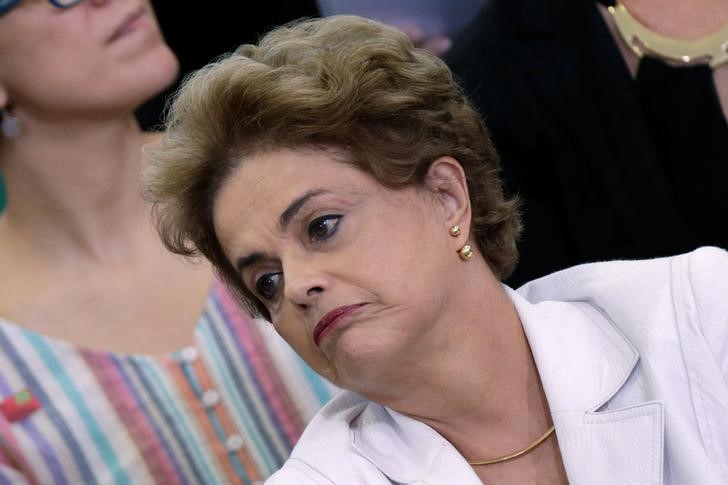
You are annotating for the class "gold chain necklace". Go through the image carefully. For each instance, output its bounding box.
[466,425,555,466]
[608,0,728,68]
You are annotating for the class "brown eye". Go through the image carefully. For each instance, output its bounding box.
[255,272,282,300]
[307,215,341,242]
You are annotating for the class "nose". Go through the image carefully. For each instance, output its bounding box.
[282,256,328,308]
[88,0,112,6]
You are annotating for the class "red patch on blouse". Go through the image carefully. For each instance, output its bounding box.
[0,390,41,422]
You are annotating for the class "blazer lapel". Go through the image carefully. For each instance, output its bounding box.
[511,288,664,484]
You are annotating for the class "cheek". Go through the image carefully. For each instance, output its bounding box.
[352,207,446,293]
[3,33,96,102]
[271,311,303,349]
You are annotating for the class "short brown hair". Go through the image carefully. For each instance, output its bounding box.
[145,15,521,317]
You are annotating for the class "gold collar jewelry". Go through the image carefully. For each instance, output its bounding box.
[466,425,555,466]
[608,0,728,68]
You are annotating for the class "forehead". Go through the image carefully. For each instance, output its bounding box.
[212,148,366,246]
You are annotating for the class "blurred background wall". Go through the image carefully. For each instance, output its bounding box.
[137,0,321,130]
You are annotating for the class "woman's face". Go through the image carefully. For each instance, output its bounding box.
[213,148,470,392]
[0,0,178,116]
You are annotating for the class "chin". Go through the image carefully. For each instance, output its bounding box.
[142,44,180,93]
[126,44,180,109]
[327,333,400,392]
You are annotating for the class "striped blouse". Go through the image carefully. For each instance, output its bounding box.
[0,281,336,484]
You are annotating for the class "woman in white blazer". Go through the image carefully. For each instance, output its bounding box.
[144,15,728,484]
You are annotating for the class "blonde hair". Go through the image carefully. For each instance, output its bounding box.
[145,15,521,317]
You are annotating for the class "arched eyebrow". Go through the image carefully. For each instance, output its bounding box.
[278,189,330,231]
[236,252,263,275]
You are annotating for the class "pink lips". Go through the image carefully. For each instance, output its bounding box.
[313,303,367,346]
[108,6,147,43]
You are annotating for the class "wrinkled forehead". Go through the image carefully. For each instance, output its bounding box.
[212,153,289,251]
[210,147,358,254]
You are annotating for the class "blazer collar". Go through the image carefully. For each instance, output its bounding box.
[509,288,636,412]
[351,404,482,484]
[351,288,663,484]
[511,286,664,484]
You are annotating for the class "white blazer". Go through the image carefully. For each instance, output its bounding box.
[267,247,728,484]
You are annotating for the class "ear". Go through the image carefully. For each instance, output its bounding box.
[424,156,472,237]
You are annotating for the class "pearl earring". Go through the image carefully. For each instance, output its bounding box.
[458,244,473,261]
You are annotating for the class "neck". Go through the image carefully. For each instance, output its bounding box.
[360,258,552,462]
[0,115,157,263]
[619,0,728,39]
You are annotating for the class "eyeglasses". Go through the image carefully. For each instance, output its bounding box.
[0,0,83,17]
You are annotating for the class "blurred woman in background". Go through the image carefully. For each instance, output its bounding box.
[0,1,332,483]
[446,0,728,286]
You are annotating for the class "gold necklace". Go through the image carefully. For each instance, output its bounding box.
[466,425,555,466]
[608,0,728,68]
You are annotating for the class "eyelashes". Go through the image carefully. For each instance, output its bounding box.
[307,214,341,242]
[252,214,342,301]
[255,272,282,300]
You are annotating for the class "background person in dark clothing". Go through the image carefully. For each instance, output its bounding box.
[446,0,728,286]
[137,0,321,129]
